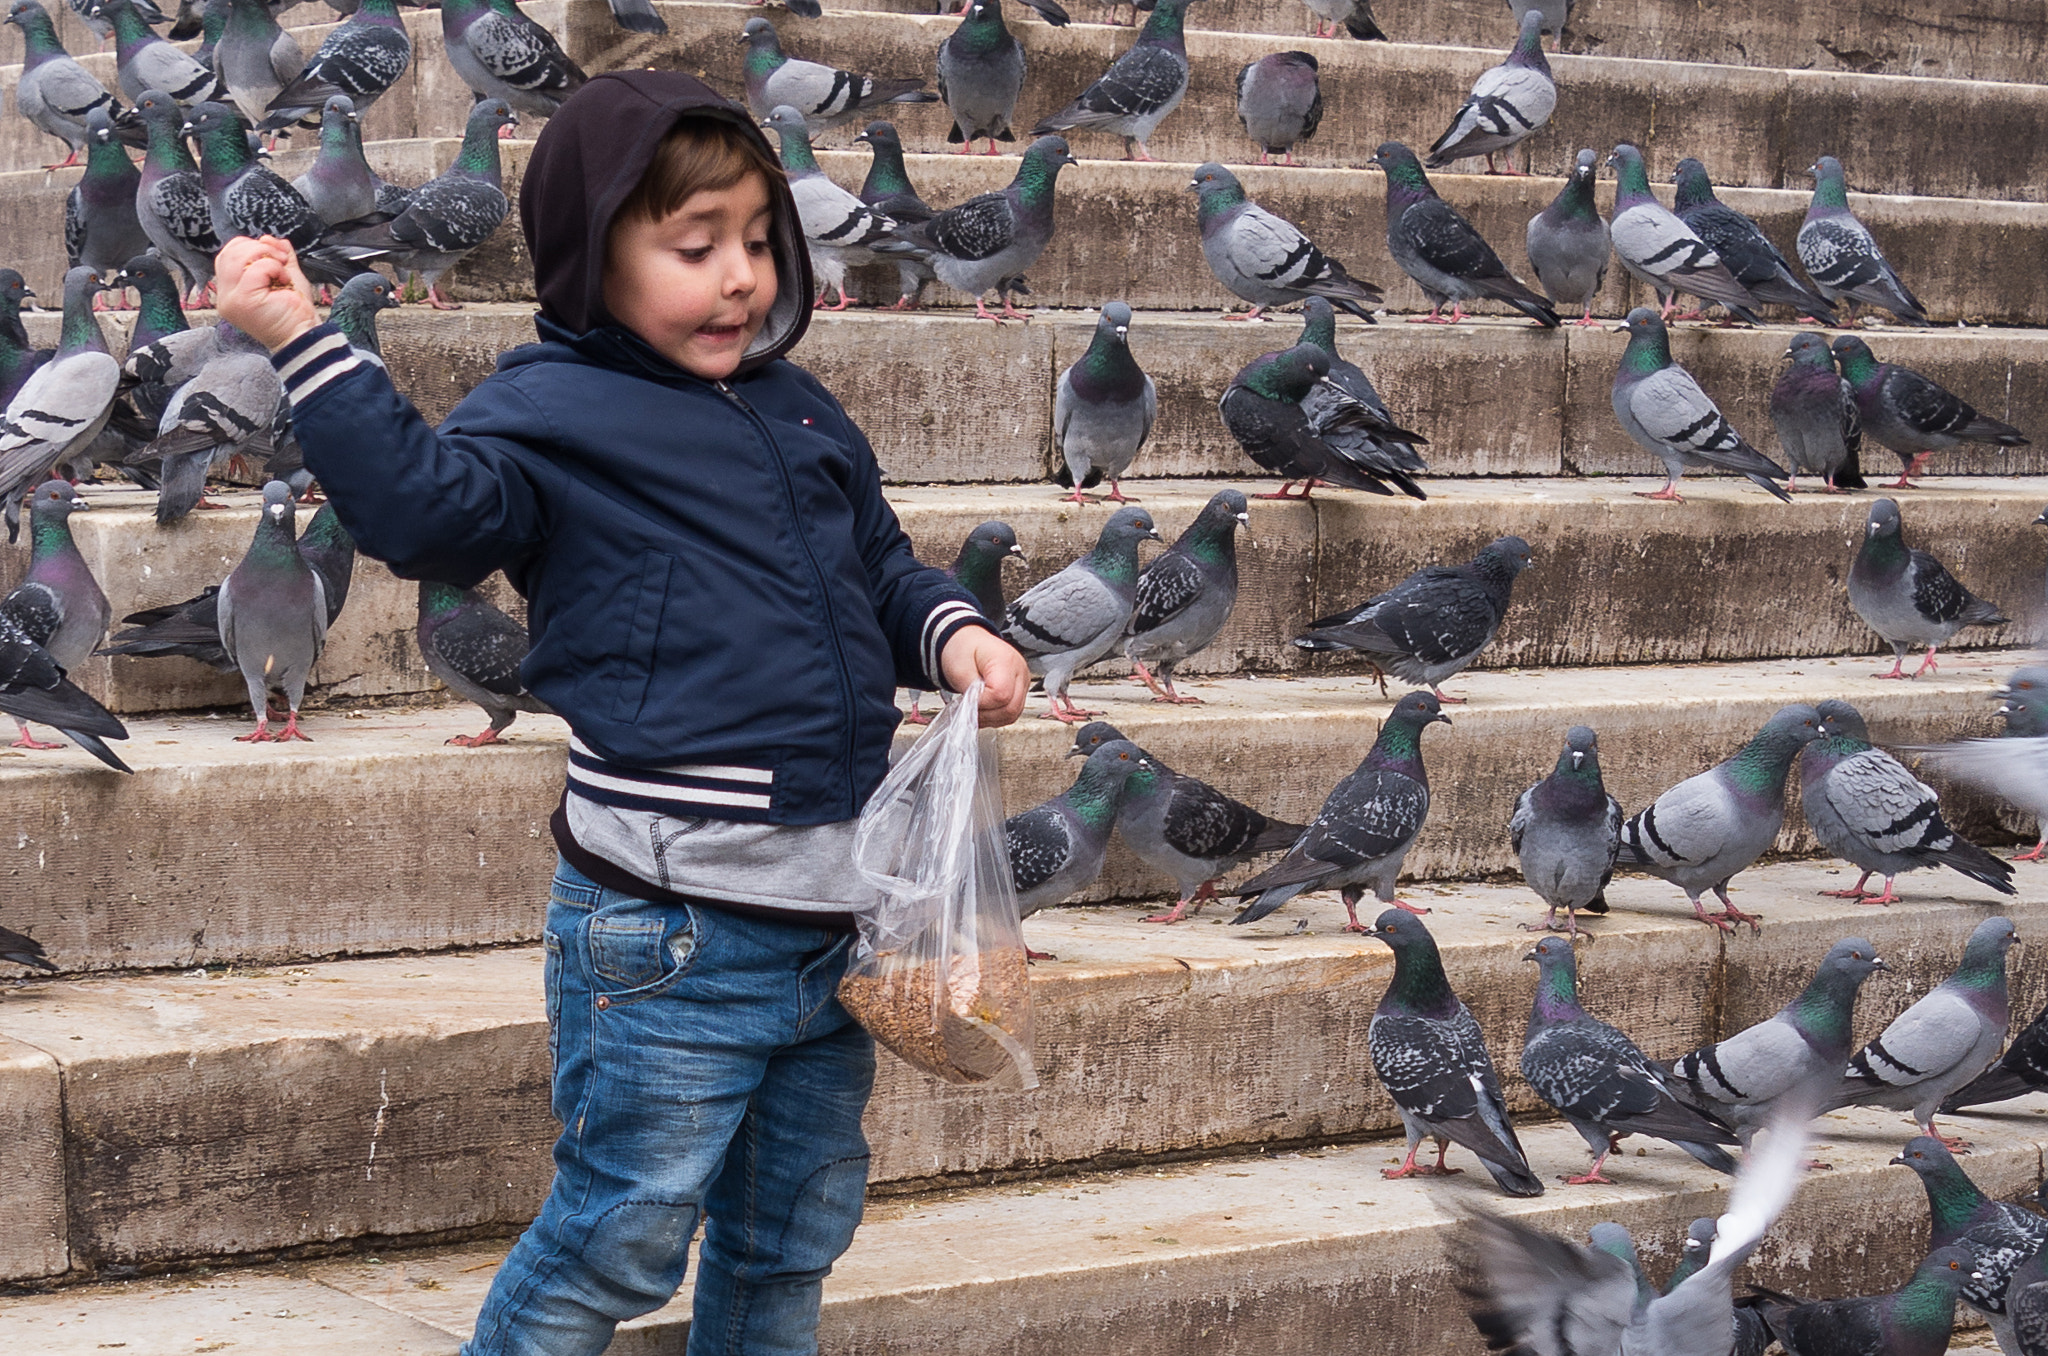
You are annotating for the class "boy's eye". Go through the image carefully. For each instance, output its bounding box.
[746,238,772,255]
[676,246,714,263]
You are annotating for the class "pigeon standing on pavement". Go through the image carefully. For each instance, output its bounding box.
[1294,296,1428,477]
[1219,345,1427,499]
[1891,1136,2048,1354]
[0,269,119,543]
[1510,725,1622,935]
[904,520,1025,725]
[1121,488,1245,703]
[1031,0,1196,161]
[853,121,937,309]
[261,0,411,129]
[0,606,130,771]
[1832,335,2028,488]
[417,582,551,746]
[6,0,114,171]
[1607,144,1763,324]
[739,17,934,135]
[1611,307,1791,502]
[1754,1245,1979,1356]
[1525,148,1609,326]
[1427,13,1554,175]
[1848,497,2007,679]
[188,101,327,250]
[893,135,1076,322]
[1006,738,1150,936]
[1235,50,1321,165]
[1671,157,1837,323]
[1371,142,1560,326]
[761,105,911,311]
[216,0,305,131]
[1769,332,1864,492]
[218,481,327,742]
[138,322,284,524]
[131,90,221,303]
[293,97,383,228]
[101,0,219,106]
[0,481,112,753]
[1002,505,1161,722]
[65,107,152,287]
[1190,162,1383,321]
[935,0,1067,156]
[439,0,586,124]
[1053,302,1156,503]
[1798,156,1929,326]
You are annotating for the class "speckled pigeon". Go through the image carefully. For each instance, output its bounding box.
[218,481,327,742]
[130,90,220,303]
[1235,50,1320,165]
[853,121,936,308]
[1769,333,1864,492]
[293,96,383,227]
[1232,691,1451,927]
[1371,142,1559,326]
[1798,157,1928,326]
[1218,345,1427,500]
[0,269,119,544]
[1053,303,1156,503]
[1618,705,1825,932]
[739,17,934,135]
[215,0,304,130]
[936,0,1067,157]
[1891,1136,2048,1353]
[261,0,410,129]
[1996,1244,2048,1356]
[1802,699,2013,904]
[1294,536,1532,701]
[1611,307,1790,502]
[1428,14,1553,174]
[1300,0,1381,37]
[439,0,585,123]
[1002,504,1159,722]
[0,606,130,771]
[100,0,218,106]
[1671,158,1836,323]
[1295,297,1428,478]
[137,322,283,525]
[1525,148,1609,326]
[1511,726,1622,935]
[65,107,151,287]
[1848,497,2006,679]
[762,106,911,311]
[0,926,57,971]
[72,0,166,42]
[417,581,550,746]
[1754,1245,1977,1356]
[0,481,111,752]
[1120,488,1244,703]
[1190,162,1382,321]
[892,135,1075,322]
[1031,0,1195,161]
[119,303,222,443]
[1006,739,1149,945]
[1832,335,2027,488]
[6,0,114,171]
[1607,144,1762,324]
[188,101,325,250]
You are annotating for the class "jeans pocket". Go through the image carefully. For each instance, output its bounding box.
[587,900,703,1006]
[543,930,564,1068]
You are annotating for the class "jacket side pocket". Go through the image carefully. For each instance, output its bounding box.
[610,551,675,723]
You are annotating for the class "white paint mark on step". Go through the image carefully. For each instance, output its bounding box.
[366,1069,390,1181]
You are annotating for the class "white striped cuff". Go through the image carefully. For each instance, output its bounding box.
[920,599,987,689]
[272,326,364,405]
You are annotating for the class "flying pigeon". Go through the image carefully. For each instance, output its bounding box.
[130,90,220,303]
[761,106,911,311]
[1293,536,1533,702]
[0,269,120,543]
[1943,990,2048,1115]
[1300,0,1382,38]
[1427,13,1554,175]
[1189,162,1383,321]
[1610,307,1791,502]
[1801,699,2014,904]
[1797,157,1928,326]
[1769,332,1864,492]
[739,17,934,135]
[0,480,111,754]
[293,96,385,227]
[1891,1136,2048,1353]
[1217,344,1427,500]
[98,0,218,107]
[1908,669,2048,864]
[218,481,327,742]
[1002,504,1160,722]
[1232,691,1451,926]
[136,322,283,524]
[1510,725,1622,935]
[1360,908,1544,1195]
[852,121,936,308]
[904,520,1025,725]
[1753,1245,1978,1356]
[1618,704,1825,932]
[261,0,411,129]
[936,0,1068,156]
[1371,141,1560,326]
[1235,50,1321,165]
[892,135,1076,322]
[187,101,326,250]
[1525,147,1610,326]
[1031,0,1196,161]
[1671,157,1837,323]
[417,582,551,746]
[65,106,152,288]
[1607,144,1763,324]
[0,273,51,415]
[439,0,586,123]
[1832,335,2028,488]
[1848,497,2006,679]
[1006,738,1150,945]
[1120,488,1244,703]
[5,0,115,171]
[1521,935,1739,1181]
[215,0,304,131]
[0,926,57,971]
[1053,302,1156,503]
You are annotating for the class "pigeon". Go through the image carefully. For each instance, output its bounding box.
[738,17,934,135]
[1606,144,1763,324]
[1370,141,1560,326]
[936,0,1067,157]
[5,0,115,171]
[99,0,218,106]
[1520,935,1739,1181]
[260,0,410,129]
[1769,332,1865,493]
[1053,302,1156,503]
[1797,157,1928,326]
[1801,699,2014,904]
[1427,13,1554,175]
[1217,345,1428,500]
[326,270,398,365]
[1232,691,1451,926]
[137,322,283,524]
[294,498,357,613]
[1120,488,1244,703]
[852,121,937,309]
[1294,297,1428,474]
[903,520,1025,726]
[1235,50,1321,166]
[1822,915,2015,1146]
[1002,505,1161,722]
[1907,670,2048,864]
[218,481,327,742]
[1753,1245,1978,1356]
[1891,1136,2048,1352]
[1610,307,1791,502]
[1031,0,1195,161]
[600,0,665,36]
[1944,990,2048,1114]
[0,273,51,415]
[1617,704,1826,932]
[293,96,383,228]
[1525,147,1610,326]
[1666,936,1886,1142]
[0,926,57,971]
[215,0,304,131]
[1064,720,1303,923]
[1848,497,2007,679]
[1666,1221,1776,1356]
[0,269,120,544]
[72,0,167,41]
[1510,725,1623,935]
[0,606,131,772]
[892,135,1076,322]
[65,107,152,288]
[1293,536,1533,702]
[2009,1245,2048,1356]
[1832,335,2028,488]
[1189,162,1383,321]
[418,582,551,746]
[761,106,912,312]
[1300,0,1383,38]
[1006,738,1150,942]
[1360,908,1544,1195]
[130,90,220,303]
[1671,157,1837,324]
[118,304,222,445]
[438,0,585,124]
[187,100,326,249]
[0,480,111,754]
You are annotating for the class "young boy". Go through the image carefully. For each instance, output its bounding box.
[216,71,1030,1356]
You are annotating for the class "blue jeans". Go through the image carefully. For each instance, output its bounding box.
[462,858,875,1356]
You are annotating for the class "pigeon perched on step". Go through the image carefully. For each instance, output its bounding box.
[260,0,410,129]
[1293,536,1532,702]
[1218,345,1427,500]
[1031,0,1195,161]
[1521,935,1739,1182]
[188,101,326,251]
[0,480,112,753]
[6,0,114,171]
[130,91,220,304]
[1908,671,2048,864]
[1053,302,1156,503]
[65,107,152,288]
[1002,504,1160,722]
[1998,1245,2048,1356]
[326,270,398,365]
[1618,704,1825,932]
[762,106,913,311]
[1006,738,1150,936]
[1891,1136,2048,1353]
[1944,990,2048,1115]
[1360,908,1543,1195]
[1754,1245,1978,1356]
[438,0,584,123]
[1802,699,2014,904]
[1189,162,1382,321]
[137,322,283,524]
[1671,157,1836,324]
[99,0,219,106]
[936,0,1067,156]
[0,606,130,772]
[1371,141,1559,326]
[904,520,1025,725]
[1798,156,1928,326]
[1120,488,1244,704]
[1427,14,1553,175]
[851,121,936,308]
[218,481,327,742]
[1831,335,2028,488]
[1232,691,1451,927]
[0,926,57,971]
[1769,333,1864,493]
[417,581,550,746]
[739,17,934,135]
[119,304,222,444]
[1294,297,1428,476]
[292,97,383,227]
[1525,148,1610,326]
[892,135,1076,322]
[0,269,119,544]
[1235,50,1320,165]
[1510,725,1622,935]
[1297,0,1382,36]
[1608,144,1763,324]
[1611,307,1791,502]
[0,273,51,415]
[216,0,304,131]
[1848,497,2007,679]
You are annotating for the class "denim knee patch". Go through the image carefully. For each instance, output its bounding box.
[580,1198,703,1308]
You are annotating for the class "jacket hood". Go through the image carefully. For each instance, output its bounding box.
[518,69,811,373]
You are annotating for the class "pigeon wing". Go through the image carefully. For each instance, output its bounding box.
[1004,566,1124,659]
[428,597,530,699]
[1006,801,1076,896]
[920,191,1017,262]
[1238,767,1426,891]
[1819,748,1948,858]
[1401,196,1510,280]
[1064,43,1187,123]
[1839,987,1991,1102]
[0,581,64,650]
[1129,550,1202,635]
[1460,1214,1638,1356]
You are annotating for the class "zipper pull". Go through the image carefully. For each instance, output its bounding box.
[714,380,750,412]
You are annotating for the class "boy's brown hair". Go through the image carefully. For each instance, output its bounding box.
[615,117,785,225]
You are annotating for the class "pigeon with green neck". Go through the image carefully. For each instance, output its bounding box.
[98,0,217,106]
[1121,488,1244,702]
[1769,332,1863,492]
[936,0,1068,156]
[130,90,220,305]
[1848,497,2006,679]
[764,106,913,312]
[65,107,151,300]
[892,135,1076,321]
[0,481,110,753]
[1525,148,1610,326]
[418,582,551,747]
[1001,504,1161,722]
[136,322,283,524]
[1218,344,1427,500]
[1005,738,1150,955]
[1798,156,1928,326]
[903,521,1024,725]
[1890,1137,2044,1356]
[1371,141,1559,326]
[1190,162,1382,321]
[187,101,328,254]
[1427,13,1553,174]
[739,17,935,135]
[0,269,119,544]
[1832,334,2027,488]
[0,272,52,414]
[218,481,327,743]
[1294,297,1428,476]
[1607,143,1763,324]
[1510,725,1621,935]
[1672,157,1837,323]
[327,272,400,367]
[853,121,937,308]
[1755,1244,1978,1356]
[261,0,411,130]
[293,97,383,229]
[5,0,113,171]
[440,0,585,125]
[1611,307,1791,501]
[1054,303,1156,504]
[1031,0,1197,161]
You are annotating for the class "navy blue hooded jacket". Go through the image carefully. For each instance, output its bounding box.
[270,71,989,826]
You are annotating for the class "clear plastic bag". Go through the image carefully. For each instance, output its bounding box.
[840,682,1038,1090]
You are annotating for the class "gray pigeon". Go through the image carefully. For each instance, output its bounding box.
[131,89,220,303]
[1833,335,2028,488]
[327,270,399,364]
[1891,1137,2048,1354]
[438,0,585,123]
[1232,691,1451,927]
[0,926,57,971]
[1671,158,1837,324]
[292,96,382,227]
[1607,144,1763,324]
[0,480,111,751]
[1802,699,2014,904]
[1300,0,1383,38]
[739,17,934,136]
[261,0,411,129]
[215,0,304,131]
[1235,50,1321,165]
[65,107,152,287]
[1798,156,1928,326]
[1427,13,1554,174]
[417,581,551,746]
[1001,504,1161,722]
[187,100,327,251]
[1769,333,1864,492]
[1120,489,1245,704]
[1611,307,1790,502]
[1510,725,1622,935]
[218,480,327,742]
[1294,297,1429,480]
[1053,303,1156,503]
[1848,497,2006,679]
[1371,141,1560,326]
[1909,669,2048,864]
[1031,0,1195,161]
[1361,908,1544,1196]
[1754,1245,1978,1356]
[936,0,1067,156]
[1525,148,1610,326]
[1218,345,1428,500]
[763,106,912,311]
[1189,162,1383,321]
[99,0,218,106]
[0,269,119,543]
[893,135,1076,322]
[6,0,115,170]
[1005,738,1150,950]
[137,322,283,525]
[1617,704,1825,932]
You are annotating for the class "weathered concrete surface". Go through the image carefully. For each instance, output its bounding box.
[0,1035,66,1280]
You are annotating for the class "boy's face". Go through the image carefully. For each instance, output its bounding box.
[602,172,779,381]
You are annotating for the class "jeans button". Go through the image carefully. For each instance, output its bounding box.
[595,995,611,1011]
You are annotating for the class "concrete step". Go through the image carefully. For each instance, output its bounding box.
[0,867,2036,1281]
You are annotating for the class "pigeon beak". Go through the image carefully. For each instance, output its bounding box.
[1065,742,1086,759]
[1871,957,1890,971]
[1867,520,1881,537]
[181,122,196,136]
[1235,511,1250,527]
[1521,947,1540,962]
[1434,713,1453,726]
[1998,702,2016,716]
[1007,545,1027,562]
[1889,1154,1908,1165]
[1570,751,1583,768]
[734,29,749,42]
[1610,321,1630,333]
[1114,326,1128,339]
[2033,510,2048,527]
[69,497,89,511]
